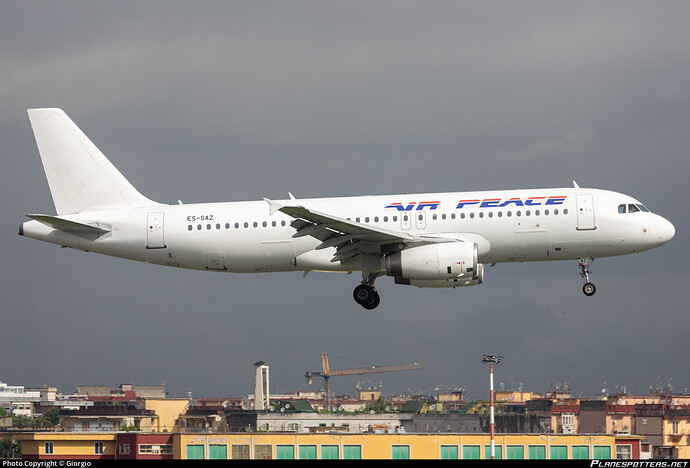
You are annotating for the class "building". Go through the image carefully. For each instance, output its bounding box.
[14,431,642,460]
[0,382,41,416]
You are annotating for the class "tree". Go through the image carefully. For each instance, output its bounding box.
[0,437,21,459]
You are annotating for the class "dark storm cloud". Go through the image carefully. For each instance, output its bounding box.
[1,1,687,399]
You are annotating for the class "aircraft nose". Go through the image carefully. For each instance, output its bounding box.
[654,216,675,245]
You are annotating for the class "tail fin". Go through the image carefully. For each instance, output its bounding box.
[27,108,160,214]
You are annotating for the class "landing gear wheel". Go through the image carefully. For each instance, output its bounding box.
[582,282,596,297]
[353,284,380,309]
[578,258,596,297]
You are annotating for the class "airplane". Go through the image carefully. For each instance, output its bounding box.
[19,108,675,309]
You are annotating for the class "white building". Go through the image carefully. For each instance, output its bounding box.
[0,382,41,416]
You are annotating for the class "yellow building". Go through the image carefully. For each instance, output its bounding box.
[175,433,633,460]
[140,398,189,432]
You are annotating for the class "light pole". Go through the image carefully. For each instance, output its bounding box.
[482,354,502,460]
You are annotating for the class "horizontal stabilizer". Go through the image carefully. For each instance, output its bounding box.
[26,214,110,240]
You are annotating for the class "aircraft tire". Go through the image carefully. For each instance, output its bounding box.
[582,282,596,296]
[362,291,380,310]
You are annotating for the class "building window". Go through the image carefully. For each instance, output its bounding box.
[572,446,589,459]
[321,445,339,459]
[392,445,410,459]
[463,445,480,459]
[550,445,567,459]
[44,442,54,455]
[277,445,294,460]
[562,412,575,426]
[594,446,611,459]
[441,445,458,459]
[484,445,503,459]
[528,445,546,459]
[616,445,632,460]
[299,445,316,459]
[672,421,680,434]
[119,444,130,455]
[232,445,249,460]
[209,444,227,459]
[186,444,204,459]
[506,445,524,459]
[343,445,361,459]
[140,444,173,455]
[254,445,272,460]
[94,442,104,455]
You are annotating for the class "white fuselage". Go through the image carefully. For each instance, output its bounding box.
[20,187,675,276]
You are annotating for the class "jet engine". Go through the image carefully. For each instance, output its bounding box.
[385,242,480,281]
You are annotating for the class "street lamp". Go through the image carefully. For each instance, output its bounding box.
[482,354,502,460]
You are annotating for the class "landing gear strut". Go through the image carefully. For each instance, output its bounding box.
[354,254,382,309]
[578,257,596,296]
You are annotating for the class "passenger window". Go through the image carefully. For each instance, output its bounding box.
[393,216,398,222]
[507,211,512,217]
[188,225,193,231]
[244,222,248,228]
[216,223,221,229]
[564,209,568,215]
[618,204,627,213]
[253,222,258,228]
[272,221,276,227]
[470,213,475,219]
[365,217,370,223]
[384,216,389,222]
[197,224,202,230]
[374,216,379,222]
[526,210,530,216]
[554,209,558,215]
[628,204,640,213]
[225,223,230,229]
[479,212,484,218]
[488,212,493,218]
[460,213,465,219]
[451,213,456,220]
[498,212,502,218]
[262,221,267,227]
[281,221,286,226]
[356,217,361,223]
[432,214,437,220]
[544,210,549,216]
[516,211,521,217]
[442,214,446,220]
[235,223,239,229]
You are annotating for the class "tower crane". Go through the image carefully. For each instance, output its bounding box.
[305,353,422,411]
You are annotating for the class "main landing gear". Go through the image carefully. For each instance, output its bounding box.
[353,282,380,310]
[578,257,596,296]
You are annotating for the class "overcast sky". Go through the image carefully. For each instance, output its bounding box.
[1,1,688,401]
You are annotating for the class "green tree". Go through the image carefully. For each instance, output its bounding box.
[0,437,21,459]
[42,408,60,426]
[363,397,389,413]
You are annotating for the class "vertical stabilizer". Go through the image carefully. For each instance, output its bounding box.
[27,108,160,214]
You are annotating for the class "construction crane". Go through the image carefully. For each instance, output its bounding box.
[305,353,422,411]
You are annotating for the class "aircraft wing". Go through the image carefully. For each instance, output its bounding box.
[264,198,421,263]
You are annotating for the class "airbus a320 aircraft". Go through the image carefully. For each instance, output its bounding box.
[19,109,675,309]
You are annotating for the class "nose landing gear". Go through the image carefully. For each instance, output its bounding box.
[579,257,596,296]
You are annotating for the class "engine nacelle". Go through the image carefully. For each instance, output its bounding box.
[394,263,484,288]
[385,242,478,280]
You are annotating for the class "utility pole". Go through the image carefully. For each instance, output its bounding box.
[482,354,502,460]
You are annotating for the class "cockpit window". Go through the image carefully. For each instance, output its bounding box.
[619,203,650,214]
